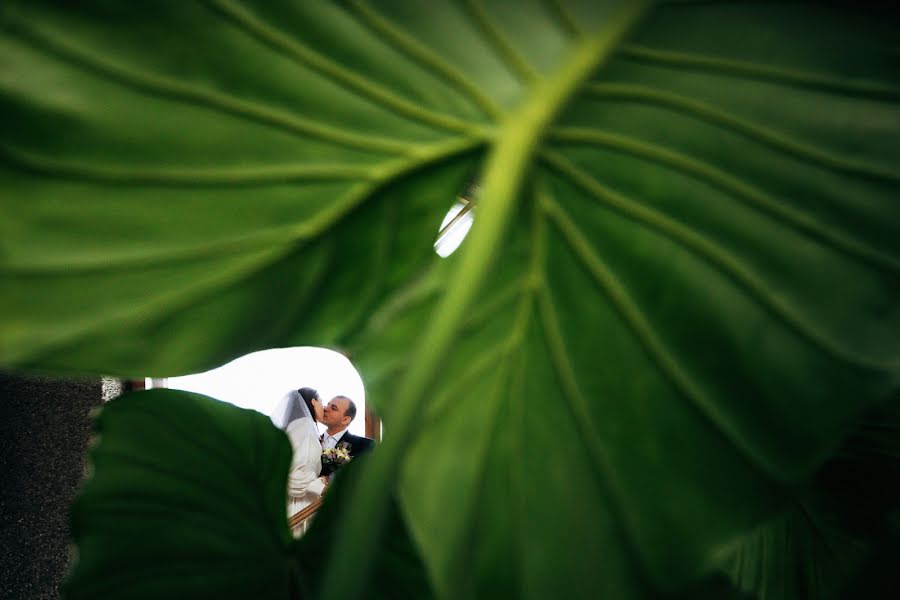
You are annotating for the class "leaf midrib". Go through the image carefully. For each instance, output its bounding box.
[319,4,652,598]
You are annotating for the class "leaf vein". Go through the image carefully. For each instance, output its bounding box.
[461,279,526,335]
[344,0,505,121]
[541,0,583,37]
[583,83,900,184]
[6,17,411,156]
[2,244,297,365]
[202,0,486,136]
[542,151,898,372]
[4,137,482,365]
[3,136,484,273]
[619,44,900,101]
[446,357,520,597]
[535,284,654,576]
[540,194,783,479]
[0,143,375,186]
[460,0,541,83]
[549,125,900,274]
[423,338,514,425]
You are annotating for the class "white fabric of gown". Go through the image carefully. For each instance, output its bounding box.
[286,419,325,518]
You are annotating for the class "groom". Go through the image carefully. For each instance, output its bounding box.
[320,395,375,479]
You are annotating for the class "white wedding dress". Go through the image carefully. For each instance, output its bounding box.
[286,418,325,519]
[271,389,325,538]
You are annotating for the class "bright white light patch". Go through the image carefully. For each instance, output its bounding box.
[434,200,474,257]
[153,347,367,436]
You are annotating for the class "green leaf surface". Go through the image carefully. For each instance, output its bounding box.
[0,0,486,374]
[2,2,899,599]
[65,389,295,599]
[294,456,435,600]
[339,3,900,598]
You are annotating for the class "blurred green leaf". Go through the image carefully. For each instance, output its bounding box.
[341,3,900,598]
[1,1,898,599]
[294,456,435,600]
[721,400,900,599]
[0,0,486,375]
[65,389,296,599]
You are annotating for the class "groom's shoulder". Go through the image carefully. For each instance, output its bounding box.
[348,432,375,445]
[345,432,376,450]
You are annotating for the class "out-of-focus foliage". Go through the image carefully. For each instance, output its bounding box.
[1,1,897,598]
[65,390,296,599]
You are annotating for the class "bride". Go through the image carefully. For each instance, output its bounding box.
[271,387,327,524]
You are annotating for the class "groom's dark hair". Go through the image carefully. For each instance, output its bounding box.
[334,395,357,422]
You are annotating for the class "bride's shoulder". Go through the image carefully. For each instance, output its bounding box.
[285,419,317,441]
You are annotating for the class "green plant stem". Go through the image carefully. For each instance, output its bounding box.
[318,3,650,598]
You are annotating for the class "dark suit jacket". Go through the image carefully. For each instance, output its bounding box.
[321,431,375,478]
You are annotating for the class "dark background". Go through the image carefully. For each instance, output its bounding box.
[1,373,101,600]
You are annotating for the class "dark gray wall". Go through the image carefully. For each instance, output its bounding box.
[1,373,102,600]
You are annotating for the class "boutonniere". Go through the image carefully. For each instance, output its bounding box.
[322,441,352,468]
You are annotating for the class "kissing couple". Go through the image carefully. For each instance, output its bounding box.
[272,387,375,525]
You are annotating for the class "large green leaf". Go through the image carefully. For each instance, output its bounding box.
[2,1,899,598]
[294,456,436,600]
[65,389,295,598]
[1,0,486,374]
[340,4,900,598]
